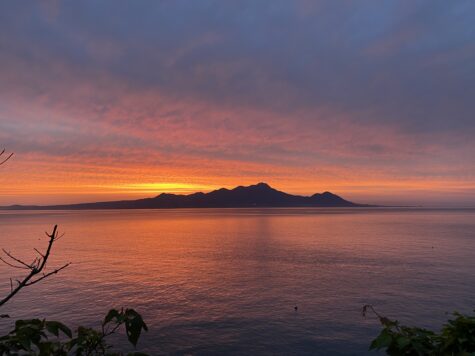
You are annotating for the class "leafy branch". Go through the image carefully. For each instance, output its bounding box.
[0,308,148,355]
[363,304,475,355]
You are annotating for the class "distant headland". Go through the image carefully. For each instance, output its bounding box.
[1,182,375,210]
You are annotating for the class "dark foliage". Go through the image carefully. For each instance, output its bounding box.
[0,308,148,355]
[363,305,475,355]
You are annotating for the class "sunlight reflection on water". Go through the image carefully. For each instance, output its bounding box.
[0,208,474,355]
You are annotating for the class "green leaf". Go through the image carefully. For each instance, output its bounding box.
[396,335,411,348]
[369,329,392,350]
[124,309,148,347]
[104,309,121,325]
[15,319,42,329]
[18,334,32,350]
[38,341,53,355]
[45,321,72,338]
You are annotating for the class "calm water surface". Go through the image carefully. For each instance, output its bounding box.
[1,208,475,355]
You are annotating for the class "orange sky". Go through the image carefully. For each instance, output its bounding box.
[1,2,474,207]
[2,149,474,206]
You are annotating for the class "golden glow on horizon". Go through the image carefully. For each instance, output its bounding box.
[89,182,218,194]
[2,173,475,206]
[1,148,474,206]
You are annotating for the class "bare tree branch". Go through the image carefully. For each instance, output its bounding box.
[33,248,45,258]
[0,149,70,309]
[0,225,71,308]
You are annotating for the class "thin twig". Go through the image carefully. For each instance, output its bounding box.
[1,249,34,269]
[0,256,30,270]
[0,149,13,166]
[87,320,122,356]
[25,263,71,286]
[33,248,45,258]
[362,304,400,330]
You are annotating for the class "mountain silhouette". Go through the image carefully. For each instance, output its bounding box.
[2,182,372,210]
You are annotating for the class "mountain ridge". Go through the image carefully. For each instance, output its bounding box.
[1,182,374,210]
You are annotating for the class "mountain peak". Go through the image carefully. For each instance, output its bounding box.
[231,182,274,192]
[252,182,272,189]
[316,191,337,197]
[256,182,270,187]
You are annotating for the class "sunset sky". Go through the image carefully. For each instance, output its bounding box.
[1,1,474,206]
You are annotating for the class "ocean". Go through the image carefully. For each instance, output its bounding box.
[1,208,474,355]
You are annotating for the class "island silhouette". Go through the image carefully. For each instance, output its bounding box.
[3,182,374,210]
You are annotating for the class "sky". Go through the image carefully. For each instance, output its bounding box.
[0,1,474,206]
